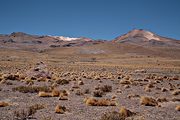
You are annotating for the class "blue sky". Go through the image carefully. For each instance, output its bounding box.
[0,0,180,40]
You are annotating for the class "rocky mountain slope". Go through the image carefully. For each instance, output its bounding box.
[113,29,180,47]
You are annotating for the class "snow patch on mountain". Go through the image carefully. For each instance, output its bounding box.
[48,36,81,41]
[143,31,160,41]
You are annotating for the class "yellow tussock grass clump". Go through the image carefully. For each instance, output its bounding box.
[38,91,52,97]
[84,97,117,106]
[51,89,60,97]
[55,105,66,114]
[119,107,135,117]
[175,105,180,111]
[0,101,10,107]
[140,96,158,106]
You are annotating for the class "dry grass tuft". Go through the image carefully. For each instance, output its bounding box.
[59,90,69,100]
[84,89,91,94]
[0,101,10,107]
[60,90,69,96]
[55,79,69,85]
[51,89,60,97]
[100,111,125,120]
[41,116,53,120]
[156,97,168,103]
[84,97,117,106]
[25,79,34,85]
[175,105,180,111]
[3,74,20,80]
[38,91,52,97]
[14,104,44,120]
[28,104,45,115]
[100,85,112,92]
[12,86,51,93]
[84,97,96,106]
[119,107,135,117]
[140,96,158,106]
[55,105,67,114]
[93,90,104,97]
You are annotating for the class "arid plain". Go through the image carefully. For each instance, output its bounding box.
[0,29,180,120]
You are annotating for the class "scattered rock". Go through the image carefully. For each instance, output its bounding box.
[124,85,130,88]
[169,83,176,91]
[146,83,154,88]
[56,79,69,85]
[127,94,140,99]
[50,45,61,48]
[171,97,180,102]
[112,95,117,100]
[172,76,179,80]
[78,80,84,85]
[72,84,79,89]
[161,87,168,92]
[75,89,84,96]
[84,89,90,94]
[135,69,146,73]
[26,62,52,79]
[3,74,20,80]
[94,76,100,80]
[117,89,122,94]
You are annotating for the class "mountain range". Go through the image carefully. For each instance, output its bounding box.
[0,29,180,58]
